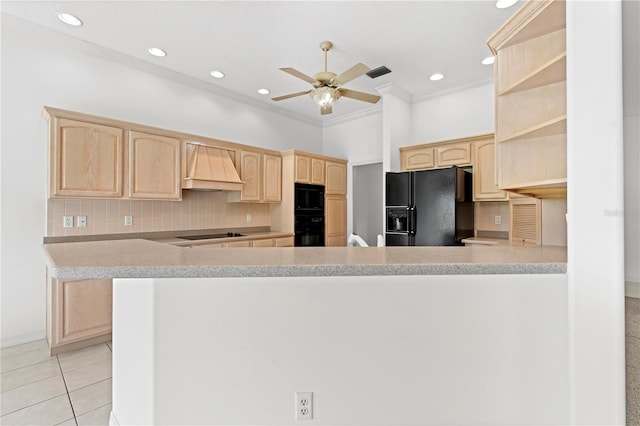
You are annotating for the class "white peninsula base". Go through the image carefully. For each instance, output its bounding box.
[109,274,569,425]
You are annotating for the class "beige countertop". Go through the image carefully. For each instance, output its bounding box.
[43,238,567,279]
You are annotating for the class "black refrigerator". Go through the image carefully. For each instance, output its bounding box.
[385,167,474,246]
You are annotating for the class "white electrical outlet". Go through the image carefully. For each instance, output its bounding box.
[494,215,502,225]
[77,216,87,228]
[124,215,133,226]
[246,214,252,222]
[63,216,73,228]
[295,392,313,420]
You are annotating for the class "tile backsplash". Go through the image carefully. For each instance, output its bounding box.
[47,191,271,237]
[474,201,510,236]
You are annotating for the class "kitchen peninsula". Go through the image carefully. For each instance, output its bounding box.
[43,240,569,425]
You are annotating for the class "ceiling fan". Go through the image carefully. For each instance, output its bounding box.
[272,41,381,115]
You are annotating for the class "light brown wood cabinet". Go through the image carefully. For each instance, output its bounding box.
[436,142,471,167]
[263,154,282,202]
[325,161,347,195]
[401,146,435,170]
[311,158,325,185]
[44,108,182,201]
[128,131,181,200]
[400,137,472,172]
[47,276,112,354]
[488,0,566,198]
[325,195,347,246]
[510,197,542,244]
[296,156,326,185]
[229,150,282,203]
[251,239,274,247]
[295,154,312,183]
[472,136,508,201]
[237,150,262,202]
[49,118,124,198]
[274,236,294,247]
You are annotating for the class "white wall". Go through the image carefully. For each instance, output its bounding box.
[0,15,322,346]
[411,83,495,144]
[114,274,569,425]
[566,1,626,423]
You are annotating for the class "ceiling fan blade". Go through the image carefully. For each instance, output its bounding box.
[339,88,381,104]
[321,106,333,115]
[332,63,371,86]
[271,90,312,101]
[279,67,319,85]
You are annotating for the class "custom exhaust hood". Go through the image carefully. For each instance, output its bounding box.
[183,142,244,191]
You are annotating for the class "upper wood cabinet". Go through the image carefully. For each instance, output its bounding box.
[472,136,508,201]
[436,142,471,167]
[263,153,282,202]
[295,154,312,183]
[401,146,435,170]
[296,155,326,185]
[311,158,325,185]
[487,0,566,198]
[229,150,282,203]
[128,131,181,200]
[400,137,472,172]
[49,118,124,198]
[325,161,347,195]
[237,150,261,202]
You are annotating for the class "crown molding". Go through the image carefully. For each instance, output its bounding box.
[321,104,383,127]
[375,83,413,103]
[412,75,494,104]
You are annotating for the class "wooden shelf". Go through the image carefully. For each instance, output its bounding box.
[498,115,566,143]
[499,53,566,96]
[501,178,567,199]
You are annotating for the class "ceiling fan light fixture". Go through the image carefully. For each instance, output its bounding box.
[311,86,341,109]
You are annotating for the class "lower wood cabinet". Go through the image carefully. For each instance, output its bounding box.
[325,195,347,246]
[47,276,112,355]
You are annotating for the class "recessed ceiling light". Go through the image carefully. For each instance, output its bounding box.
[496,0,518,9]
[430,73,444,81]
[210,70,225,79]
[482,56,495,65]
[57,12,83,27]
[148,47,167,57]
[257,88,270,95]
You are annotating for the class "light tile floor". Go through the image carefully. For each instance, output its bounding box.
[1,341,112,425]
[1,297,638,425]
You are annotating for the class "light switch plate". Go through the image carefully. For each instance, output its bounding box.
[77,216,87,227]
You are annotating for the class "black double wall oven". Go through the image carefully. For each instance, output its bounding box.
[294,183,325,246]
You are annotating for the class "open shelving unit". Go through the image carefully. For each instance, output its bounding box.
[488,0,567,199]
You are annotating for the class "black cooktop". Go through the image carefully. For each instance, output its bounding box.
[178,233,245,240]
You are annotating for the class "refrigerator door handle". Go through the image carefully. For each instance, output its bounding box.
[408,206,417,235]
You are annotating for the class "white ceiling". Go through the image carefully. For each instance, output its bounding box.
[3,1,638,125]
[1,1,521,123]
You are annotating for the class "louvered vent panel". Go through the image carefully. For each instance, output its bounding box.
[512,203,539,243]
